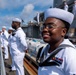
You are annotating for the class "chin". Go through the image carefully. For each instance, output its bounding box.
[43,39,49,43]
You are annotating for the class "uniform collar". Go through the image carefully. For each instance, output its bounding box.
[16,27,21,31]
[59,39,75,49]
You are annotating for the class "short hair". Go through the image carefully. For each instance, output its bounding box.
[61,19,70,33]
[61,19,70,39]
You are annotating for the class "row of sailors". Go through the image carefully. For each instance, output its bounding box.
[0,18,28,75]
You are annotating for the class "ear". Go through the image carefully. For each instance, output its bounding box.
[61,28,67,37]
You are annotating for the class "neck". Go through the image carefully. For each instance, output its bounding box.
[15,26,20,30]
[48,38,64,53]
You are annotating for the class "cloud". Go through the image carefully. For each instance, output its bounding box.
[33,0,53,7]
[0,0,53,29]
[21,4,34,18]
[0,0,7,9]
[20,4,35,23]
[0,16,14,28]
[0,0,53,9]
[0,0,21,9]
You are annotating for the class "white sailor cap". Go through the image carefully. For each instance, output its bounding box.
[2,26,6,29]
[12,18,22,23]
[8,27,14,30]
[44,8,74,25]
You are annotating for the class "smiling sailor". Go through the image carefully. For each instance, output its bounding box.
[38,8,76,75]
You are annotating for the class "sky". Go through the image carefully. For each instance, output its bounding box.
[0,0,53,30]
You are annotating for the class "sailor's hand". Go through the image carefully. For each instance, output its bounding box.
[25,50,28,53]
[2,47,5,50]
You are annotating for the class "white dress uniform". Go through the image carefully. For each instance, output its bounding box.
[8,33,16,71]
[0,32,3,47]
[72,3,76,17]
[2,30,9,59]
[10,27,27,75]
[38,39,76,75]
[64,4,68,11]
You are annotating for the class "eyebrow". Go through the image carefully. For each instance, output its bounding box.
[43,23,54,25]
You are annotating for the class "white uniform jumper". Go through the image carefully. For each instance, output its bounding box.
[10,27,27,75]
[38,39,76,75]
[2,30,9,59]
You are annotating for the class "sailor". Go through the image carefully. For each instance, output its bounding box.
[11,18,27,75]
[1,26,9,59]
[8,27,16,71]
[64,2,68,11]
[72,0,76,18]
[0,30,3,47]
[38,8,76,75]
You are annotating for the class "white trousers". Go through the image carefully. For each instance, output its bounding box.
[11,57,16,70]
[13,53,25,75]
[4,44,9,59]
[9,47,16,70]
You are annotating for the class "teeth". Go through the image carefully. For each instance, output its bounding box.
[43,34,49,37]
[44,34,48,35]
[44,34,49,35]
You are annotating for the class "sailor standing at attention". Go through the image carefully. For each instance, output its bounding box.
[64,2,68,11]
[38,8,76,75]
[11,18,27,75]
[0,30,3,47]
[8,27,16,71]
[1,26,9,59]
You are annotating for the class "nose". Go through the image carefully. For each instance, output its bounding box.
[42,26,49,33]
[43,25,50,31]
[43,25,49,30]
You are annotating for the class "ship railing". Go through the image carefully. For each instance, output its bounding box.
[0,41,6,75]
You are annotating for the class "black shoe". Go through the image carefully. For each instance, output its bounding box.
[8,66,12,69]
[9,69,13,72]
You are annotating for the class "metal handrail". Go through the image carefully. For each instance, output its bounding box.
[0,41,6,75]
